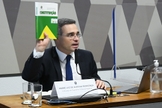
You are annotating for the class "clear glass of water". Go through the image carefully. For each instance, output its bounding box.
[22,82,33,105]
[30,84,43,107]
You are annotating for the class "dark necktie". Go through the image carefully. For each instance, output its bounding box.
[66,55,73,80]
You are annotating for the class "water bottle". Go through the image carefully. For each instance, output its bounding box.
[150,60,162,93]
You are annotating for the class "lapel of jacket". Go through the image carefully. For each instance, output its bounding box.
[51,47,62,80]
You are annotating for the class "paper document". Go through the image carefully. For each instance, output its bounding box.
[42,90,52,96]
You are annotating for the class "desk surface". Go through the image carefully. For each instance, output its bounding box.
[0,91,162,108]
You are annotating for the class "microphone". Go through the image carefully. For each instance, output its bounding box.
[74,49,114,97]
[75,49,80,75]
[75,49,79,64]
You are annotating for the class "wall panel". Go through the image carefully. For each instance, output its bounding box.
[1,0,162,75]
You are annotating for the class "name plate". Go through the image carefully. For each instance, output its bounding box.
[54,79,97,99]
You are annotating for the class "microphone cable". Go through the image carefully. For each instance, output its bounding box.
[78,88,108,103]
[74,49,114,97]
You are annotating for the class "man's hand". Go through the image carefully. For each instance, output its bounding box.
[96,80,107,89]
[35,33,50,52]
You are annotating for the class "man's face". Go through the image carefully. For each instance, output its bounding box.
[56,24,80,54]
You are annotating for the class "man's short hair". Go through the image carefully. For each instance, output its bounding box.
[58,18,76,36]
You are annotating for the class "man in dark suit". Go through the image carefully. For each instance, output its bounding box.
[22,18,106,91]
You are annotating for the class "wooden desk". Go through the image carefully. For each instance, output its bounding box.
[0,91,162,108]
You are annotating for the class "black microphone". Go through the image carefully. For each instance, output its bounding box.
[74,49,114,97]
[75,49,79,64]
[75,49,81,76]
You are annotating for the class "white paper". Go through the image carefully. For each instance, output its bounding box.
[42,90,52,96]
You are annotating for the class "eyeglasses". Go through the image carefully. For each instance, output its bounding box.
[62,32,82,39]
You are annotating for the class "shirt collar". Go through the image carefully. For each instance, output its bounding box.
[55,47,75,62]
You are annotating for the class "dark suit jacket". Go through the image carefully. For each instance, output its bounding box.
[22,47,100,91]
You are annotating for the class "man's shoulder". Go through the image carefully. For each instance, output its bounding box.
[44,46,57,56]
[78,49,91,53]
[77,49,92,55]
[45,46,56,52]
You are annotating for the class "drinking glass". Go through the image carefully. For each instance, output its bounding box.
[22,82,33,105]
[30,84,43,107]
